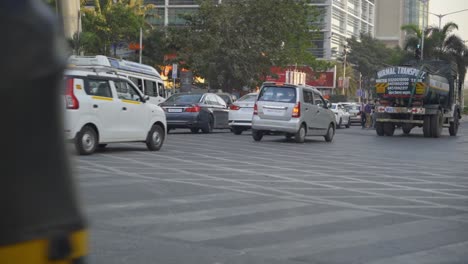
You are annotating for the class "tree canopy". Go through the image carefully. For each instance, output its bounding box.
[170,0,332,91]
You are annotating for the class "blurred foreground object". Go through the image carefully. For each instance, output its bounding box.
[0,0,88,263]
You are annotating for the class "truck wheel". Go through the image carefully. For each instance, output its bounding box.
[449,116,459,136]
[75,125,98,155]
[402,124,412,135]
[423,115,432,138]
[383,123,395,136]
[375,122,384,136]
[252,130,263,141]
[431,112,443,138]
[146,124,165,151]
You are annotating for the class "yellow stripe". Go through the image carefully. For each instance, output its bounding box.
[0,230,88,264]
[92,96,113,101]
[121,99,141,105]
[429,85,449,92]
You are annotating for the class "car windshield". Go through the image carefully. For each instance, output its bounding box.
[165,94,203,104]
[237,94,257,102]
[347,105,360,110]
[258,87,296,103]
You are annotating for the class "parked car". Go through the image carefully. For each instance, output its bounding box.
[330,103,351,128]
[345,103,362,124]
[64,67,167,155]
[161,93,229,133]
[251,83,336,143]
[217,93,237,106]
[228,93,258,135]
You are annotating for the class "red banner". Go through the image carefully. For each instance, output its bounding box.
[266,66,335,88]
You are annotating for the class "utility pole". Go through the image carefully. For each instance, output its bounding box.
[342,45,347,96]
[139,27,143,64]
[420,0,428,61]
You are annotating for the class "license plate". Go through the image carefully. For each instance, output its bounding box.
[264,109,284,116]
[385,107,394,113]
[168,108,183,113]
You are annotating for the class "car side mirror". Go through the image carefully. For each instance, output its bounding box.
[327,103,332,109]
[143,95,150,102]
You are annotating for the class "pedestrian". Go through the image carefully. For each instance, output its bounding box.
[361,101,367,129]
[364,102,372,128]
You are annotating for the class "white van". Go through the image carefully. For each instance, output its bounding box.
[68,55,167,105]
[63,67,167,155]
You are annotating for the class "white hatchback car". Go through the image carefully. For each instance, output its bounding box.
[330,103,351,128]
[63,68,167,155]
[228,93,258,135]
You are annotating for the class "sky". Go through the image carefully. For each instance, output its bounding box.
[428,0,468,41]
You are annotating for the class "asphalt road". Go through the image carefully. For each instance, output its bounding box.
[73,120,468,264]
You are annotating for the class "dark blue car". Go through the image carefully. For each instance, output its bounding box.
[161,93,229,133]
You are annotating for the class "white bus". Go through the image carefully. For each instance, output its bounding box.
[68,55,167,105]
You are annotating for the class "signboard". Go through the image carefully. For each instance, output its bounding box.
[376,66,426,97]
[266,66,336,88]
[172,64,178,79]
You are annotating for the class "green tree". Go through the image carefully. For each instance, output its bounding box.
[172,0,331,92]
[346,33,405,97]
[78,0,154,56]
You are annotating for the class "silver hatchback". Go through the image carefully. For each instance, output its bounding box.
[251,84,336,143]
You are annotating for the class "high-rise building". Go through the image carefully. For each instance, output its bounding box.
[375,0,429,48]
[309,0,375,60]
[146,0,375,60]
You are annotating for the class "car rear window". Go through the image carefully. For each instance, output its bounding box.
[258,86,296,103]
[237,94,257,102]
[165,94,203,104]
[218,94,231,104]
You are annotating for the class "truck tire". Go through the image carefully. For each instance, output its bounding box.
[375,122,384,136]
[423,115,432,138]
[402,124,412,135]
[383,123,395,136]
[431,112,443,138]
[449,112,459,136]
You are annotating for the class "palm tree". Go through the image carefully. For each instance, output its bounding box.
[401,22,468,97]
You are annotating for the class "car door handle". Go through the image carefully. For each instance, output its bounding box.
[93,104,98,109]
[122,107,127,111]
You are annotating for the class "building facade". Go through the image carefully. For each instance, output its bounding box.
[375,0,429,48]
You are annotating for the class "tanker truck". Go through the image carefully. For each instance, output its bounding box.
[373,61,462,138]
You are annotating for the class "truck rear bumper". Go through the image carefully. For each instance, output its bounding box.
[376,118,424,124]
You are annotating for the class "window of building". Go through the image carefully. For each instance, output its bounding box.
[168,8,197,25]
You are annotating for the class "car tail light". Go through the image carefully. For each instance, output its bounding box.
[230,104,241,110]
[253,103,258,115]
[185,105,201,112]
[65,78,79,109]
[292,102,300,118]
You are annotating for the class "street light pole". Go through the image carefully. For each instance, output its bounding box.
[429,8,468,29]
[342,45,347,96]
